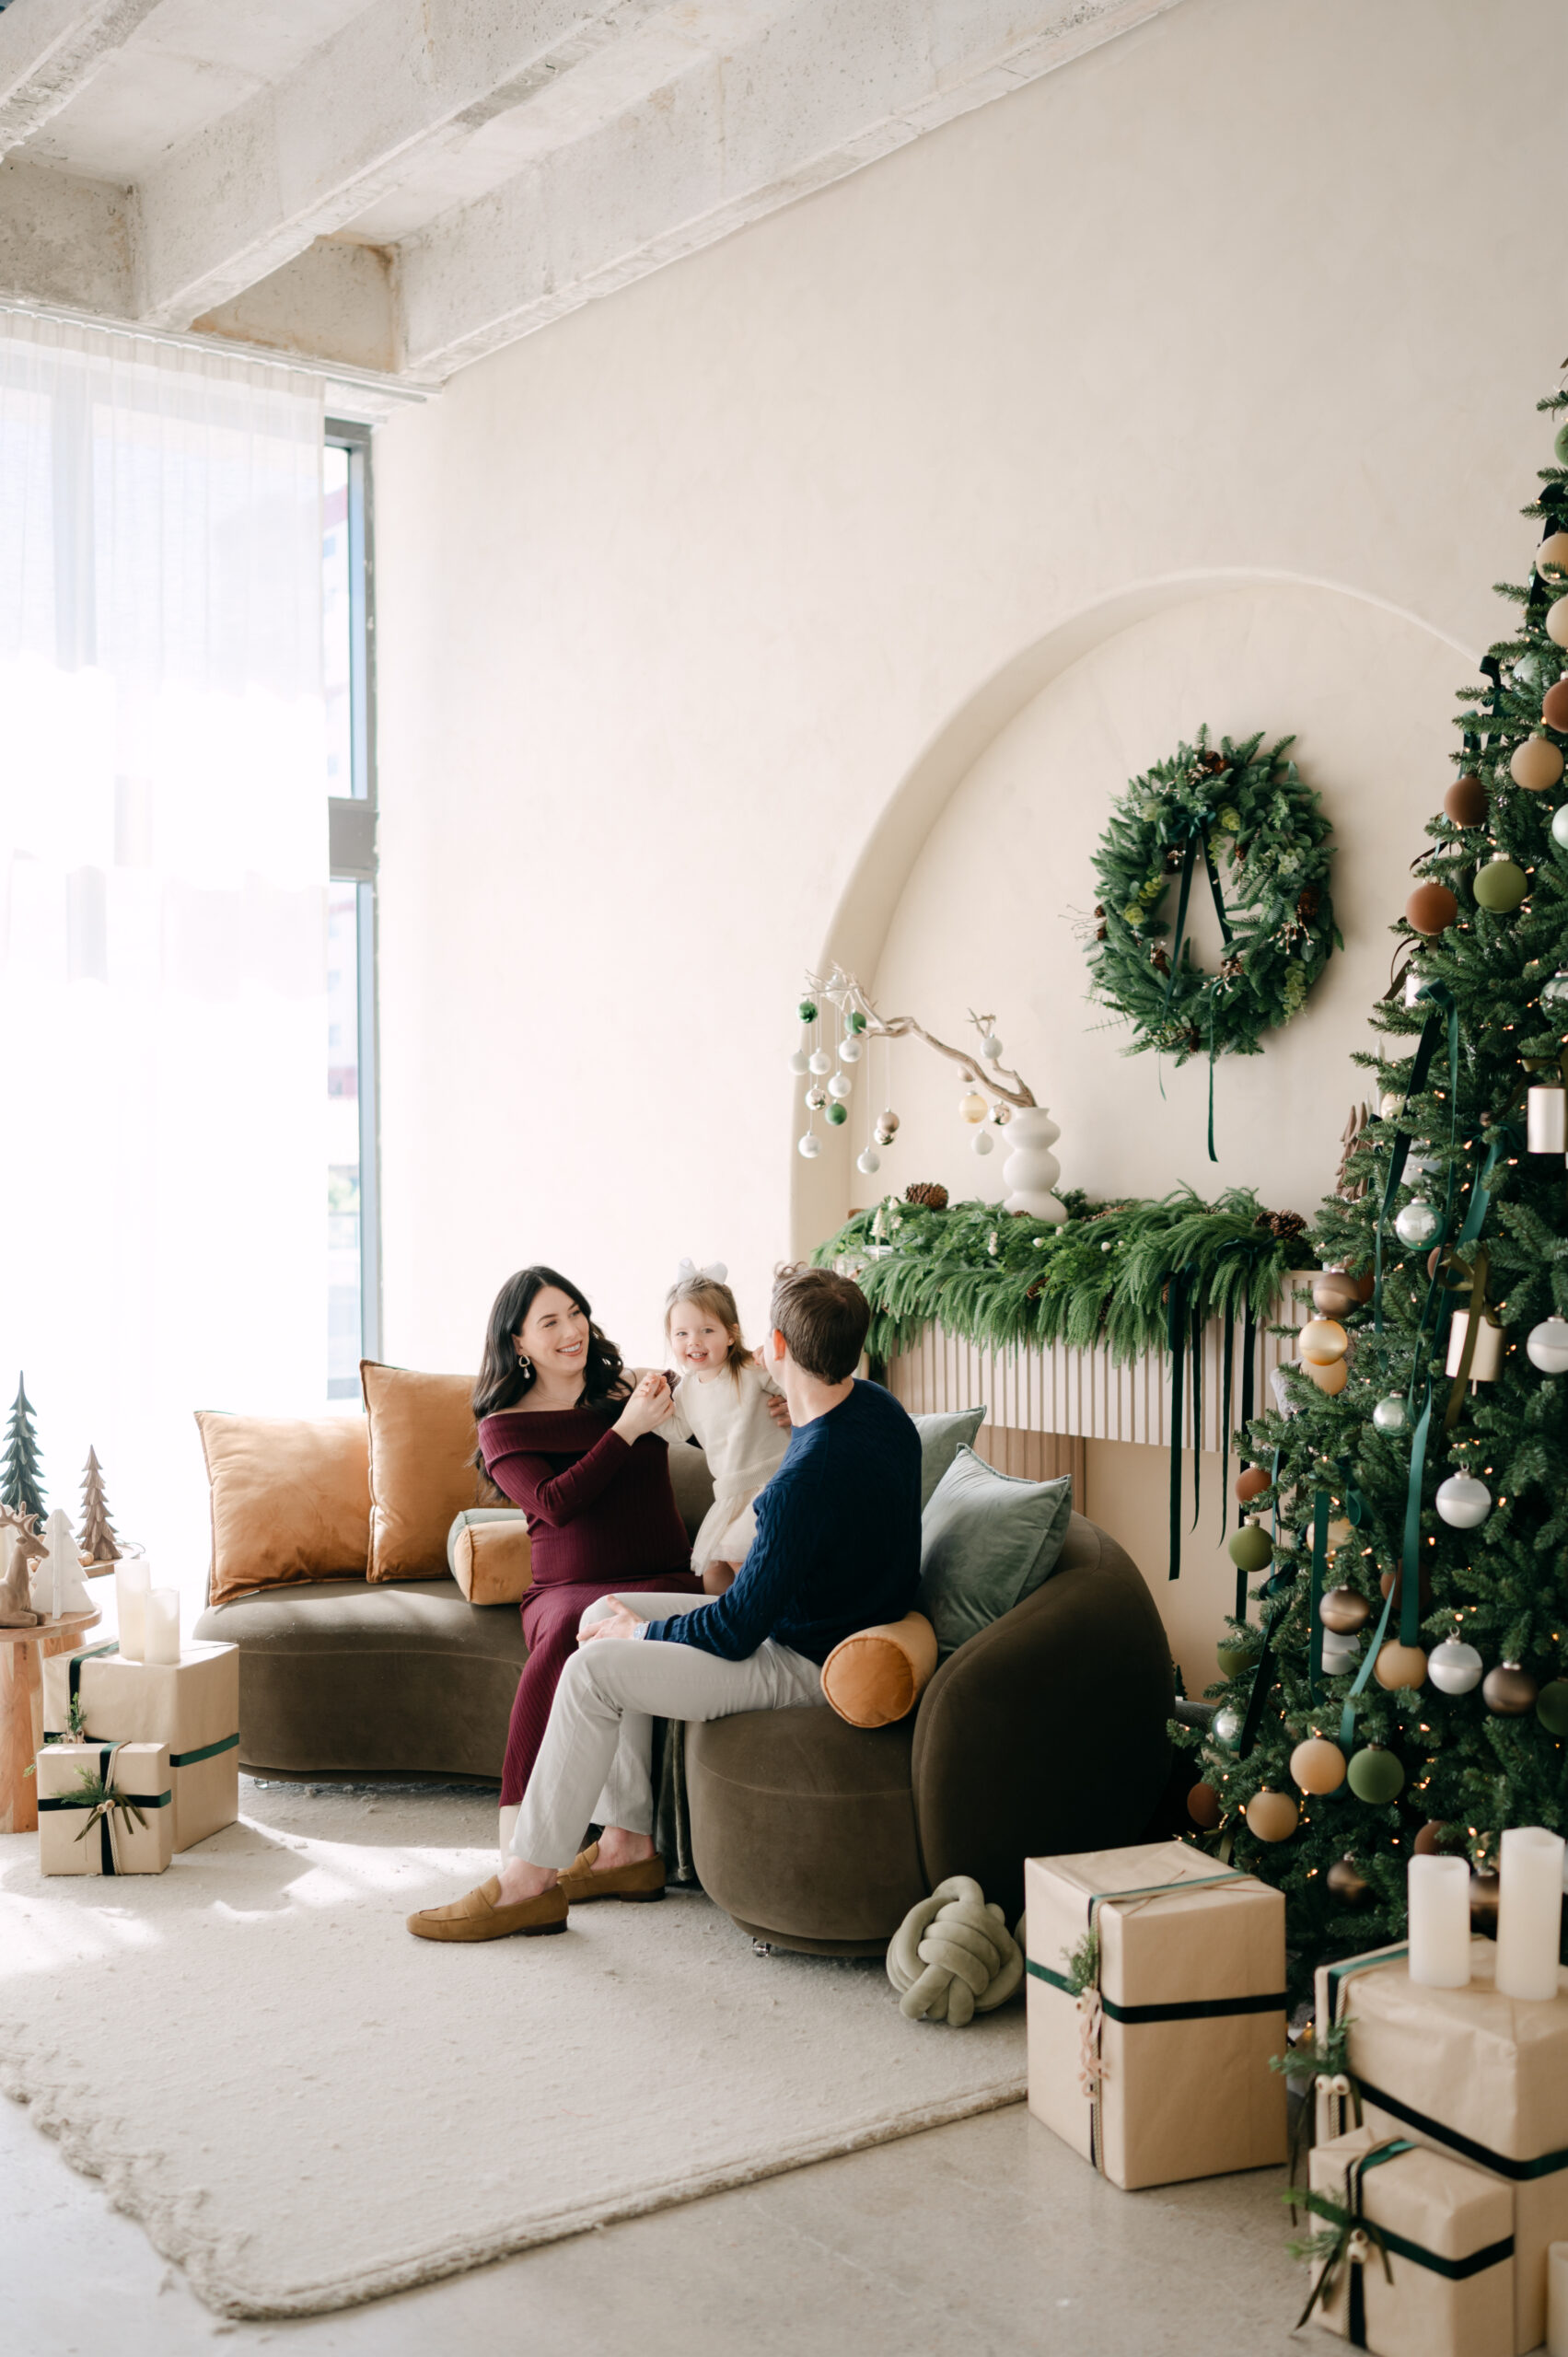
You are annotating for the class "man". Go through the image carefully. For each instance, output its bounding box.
[407,1262,921,1942]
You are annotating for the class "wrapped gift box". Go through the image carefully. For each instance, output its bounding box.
[1305,2128,1514,2356]
[37,1740,173,1875]
[43,1639,238,1852]
[1317,1937,1568,2353]
[1025,1840,1288,2189]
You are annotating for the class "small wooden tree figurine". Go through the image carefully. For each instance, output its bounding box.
[1,1375,45,1525]
[77,1447,121,1570]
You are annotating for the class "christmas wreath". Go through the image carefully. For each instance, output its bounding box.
[1086,727,1339,1071]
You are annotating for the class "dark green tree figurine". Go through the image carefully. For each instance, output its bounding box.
[1187,385,1568,1986]
[1,1374,45,1525]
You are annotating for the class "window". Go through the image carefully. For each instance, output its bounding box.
[323,424,379,1399]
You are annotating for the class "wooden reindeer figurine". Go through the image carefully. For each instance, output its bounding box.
[0,1504,47,1626]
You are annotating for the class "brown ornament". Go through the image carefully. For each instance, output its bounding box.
[1469,1870,1501,1932]
[1444,772,1489,828]
[1375,1641,1428,1691]
[1380,1562,1434,1615]
[1236,1465,1271,1505]
[1413,1820,1457,1857]
[1482,1660,1538,1715]
[1313,1271,1359,1317]
[1511,736,1565,793]
[1246,1787,1299,1843]
[1327,1857,1370,1905]
[1186,1781,1223,1830]
[1319,1585,1371,1635]
[1406,881,1458,936]
[1544,679,1568,734]
[1289,1736,1347,1795]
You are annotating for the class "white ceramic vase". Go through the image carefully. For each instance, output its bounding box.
[1001,1105,1065,1223]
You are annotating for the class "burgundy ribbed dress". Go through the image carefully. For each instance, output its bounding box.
[479,1405,703,1807]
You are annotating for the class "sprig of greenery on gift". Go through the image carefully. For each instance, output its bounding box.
[1181,387,1568,1994]
[812,1190,1311,1367]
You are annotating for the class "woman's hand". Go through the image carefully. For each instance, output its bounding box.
[765,1392,791,1432]
[612,1371,673,1444]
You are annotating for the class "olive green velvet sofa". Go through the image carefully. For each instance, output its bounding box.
[194,1441,1173,1956]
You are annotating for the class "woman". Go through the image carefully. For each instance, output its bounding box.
[474,1265,704,1850]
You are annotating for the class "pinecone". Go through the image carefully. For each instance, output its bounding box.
[904,1182,949,1211]
[1254,1208,1308,1245]
[1296,884,1320,923]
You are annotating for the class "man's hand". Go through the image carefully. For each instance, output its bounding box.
[580,1605,644,1643]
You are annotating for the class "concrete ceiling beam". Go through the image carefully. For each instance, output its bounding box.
[0,0,164,158]
[134,0,638,331]
[397,0,1185,376]
[0,153,133,313]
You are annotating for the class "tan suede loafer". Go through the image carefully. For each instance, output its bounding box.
[558,1841,666,1904]
[406,1875,568,1942]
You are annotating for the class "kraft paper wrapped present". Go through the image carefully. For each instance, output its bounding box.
[36,1740,174,1875]
[43,1639,238,1852]
[1302,2128,1515,2357]
[1317,1937,1568,2354]
[1025,1840,1288,2189]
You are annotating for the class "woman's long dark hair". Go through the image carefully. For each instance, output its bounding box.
[472,1267,627,1445]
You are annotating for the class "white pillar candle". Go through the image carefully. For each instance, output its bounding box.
[1549,2242,1568,2357]
[115,1556,150,1661]
[1408,1854,1472,1988]
[1496,1825,1565,2002]
[144,1586,180,1666]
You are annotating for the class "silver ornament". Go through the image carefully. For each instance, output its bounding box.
[827,1070,852,1099]
[877,1109,900,1136]
[1434,1472,1491,1529]
[1428,1637,1483,1695]
[807,1050,831,1076]
[1541,971,1568,1016]
[1527,1316,1568,1374]
[797,1133,822,1159]
[1372,1395,1410,1434]
[981,1035,1003,1061]
[1212,1706,1242,1746]
[1394,1196,1440,1248]
[972,1131,995,1156]
[856,1148,880,1176]
[1554,803,1568,852]
[804,1085,827,1111]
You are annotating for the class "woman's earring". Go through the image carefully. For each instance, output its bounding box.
[517,1353,532,1376]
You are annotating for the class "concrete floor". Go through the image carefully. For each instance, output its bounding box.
[8,2075,1312,2355]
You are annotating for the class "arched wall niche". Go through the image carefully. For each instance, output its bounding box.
[790,571,1477,1255]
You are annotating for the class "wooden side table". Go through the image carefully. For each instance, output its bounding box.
[0,1609,102,1835]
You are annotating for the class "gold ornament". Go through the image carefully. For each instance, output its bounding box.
[958,1089,988,1124]
[1299,1317,1348,1365]
[1245,1788,1299,1843]
[1300,1355,1348,1396]
[1511,736,1564,793]
[1327,1857,1370,1905]
[1374,1642,1428,1691]
[1289,1737,1346,1795]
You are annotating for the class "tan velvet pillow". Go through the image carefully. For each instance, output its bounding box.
[196,1410,370,1606]
[821,1610,939,1728]
[449,1514,533,1605]
[362,1361,494,1583]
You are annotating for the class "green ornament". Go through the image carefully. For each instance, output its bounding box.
[824,1102,847,1126]
[846,1010,867,1033]
[797,999,819,1024]
[1216,1639,1255,1680]
[1473,855,1528,913]
[1346,1745,1405,1804]
[1228,1526,1273,1573]
[1555,418,1568,466]
[1537,1678,1568,1738]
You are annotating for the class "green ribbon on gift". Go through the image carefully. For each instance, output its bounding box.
[1293,2135,1514,2346]
[34,1742,168,1875]
[50,1642,238,1774]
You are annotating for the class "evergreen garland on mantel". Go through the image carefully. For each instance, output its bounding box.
[812,1190,1315,1369]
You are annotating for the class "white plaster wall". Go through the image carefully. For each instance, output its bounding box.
[371,0,1566,1400]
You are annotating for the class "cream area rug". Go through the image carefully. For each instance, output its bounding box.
[0,1780,1025,2318]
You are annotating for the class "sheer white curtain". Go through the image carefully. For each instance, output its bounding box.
[0,313,327,1608]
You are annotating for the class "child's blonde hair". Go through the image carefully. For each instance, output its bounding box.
[664,1273,751,1386]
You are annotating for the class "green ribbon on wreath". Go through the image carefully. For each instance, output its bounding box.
[1158,805,1234,1166]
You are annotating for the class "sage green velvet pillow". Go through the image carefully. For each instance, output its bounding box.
[911,1405,986,1512]
[916,1445,1072,1658]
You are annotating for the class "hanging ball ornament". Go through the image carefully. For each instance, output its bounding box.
[1483,1660,1538,1715]
[1552,804,1568,853]
[1511,736,1565,793]
[1394,1196,1441,1248]
[1216,1637,1255,1679]
[797,999,819,1024]
[1299,1318,1349,1365]
[1212,1705,1243,1747]
[1290,1736,1347,1795]
[1187,1781,1223,1829]
[1228,1525,1273,1573]
[1541,971,1568,1016]
[797,1133,823,1159]
[1427,1636,1483,1694]
[1473,853,1529,913]
[1406,881,1458,935]
[1236,1465,1271,1505]
[1319,1585,1371,1635]
[1413,1821,1454,1856]
[1435,1471,1492,1528]
[971,1131,995,1156]
[981,1034,1003,1062]
[877,1110,900,1137]
[1537,532,1568,582]
[1347,1745,1405,1804]
[825,1102,848,1126]
[827,1070,852,1098]
[1550,598,1568,651]
[1327,1857,1371,1904]
[807,1049,832,1075]
[1301,1354,1349,1397]
[1527,1316,1568,1374]
[1555,418,1568,465]
[845,1009,867,1034]
[1469,1871,1502,1932]
[1321,1630,1362,1672]
[789,1049,809,1075]
[958,1089,988,1124]
[838,1033,863,1063]
[1313,1271,1359,1317]
[1515,651,1548,693]
[856,1148,881,1177]
[1537,1679,1568,1737]
[804,1085,827,1111]
[1543,679,1568,734]
[1372,1394,1410,1434]
[1444,772,1489,828]
[1246,1788,1299,1843]
[1375,1642,1428,1691]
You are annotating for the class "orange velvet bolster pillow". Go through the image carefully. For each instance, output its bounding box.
[820,1610,939,1728]
[449,1515,533,1605]
[196,1411,370,1605]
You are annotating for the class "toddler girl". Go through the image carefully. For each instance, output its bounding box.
[660,1261,790,1593]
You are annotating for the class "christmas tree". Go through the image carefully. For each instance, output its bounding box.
[1,1376,45,1525]
[77,1447,121,1566]
[1189,386,1568,1984]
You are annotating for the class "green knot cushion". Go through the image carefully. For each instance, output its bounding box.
[915,1445,1072,1658]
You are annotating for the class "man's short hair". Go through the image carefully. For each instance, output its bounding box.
[769,1262,870,1382]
